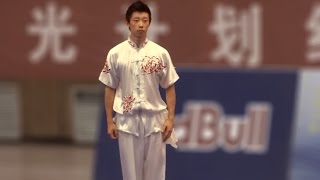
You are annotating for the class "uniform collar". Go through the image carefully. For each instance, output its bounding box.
[127,37,149,48]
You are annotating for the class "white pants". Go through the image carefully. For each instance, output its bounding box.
[118,120,166,180]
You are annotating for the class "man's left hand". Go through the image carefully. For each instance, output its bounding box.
[162,119,174,142]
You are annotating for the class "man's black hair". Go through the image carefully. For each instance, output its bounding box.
[126,1,152,23]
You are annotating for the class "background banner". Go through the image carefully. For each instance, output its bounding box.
[1,0,320,79]
[95,69,297,180]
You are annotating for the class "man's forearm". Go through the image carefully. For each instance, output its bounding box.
[105,86,116,124]
[166,84,176,122]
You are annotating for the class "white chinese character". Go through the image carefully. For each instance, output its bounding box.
[208,4,262,67]
[114,2,169,42]
[26,2,77,64]
[306,4,320,63]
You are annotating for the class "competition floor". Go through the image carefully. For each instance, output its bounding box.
[0,143,95,180]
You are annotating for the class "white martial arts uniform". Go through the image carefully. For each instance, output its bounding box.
[99,38,179,180]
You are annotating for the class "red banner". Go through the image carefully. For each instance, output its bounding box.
[1,0,319,80]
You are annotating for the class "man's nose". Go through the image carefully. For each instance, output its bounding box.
[138,21,143,27]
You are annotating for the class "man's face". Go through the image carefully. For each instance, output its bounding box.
[127,12,150,39]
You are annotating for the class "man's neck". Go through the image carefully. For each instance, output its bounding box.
[129,35,146,47]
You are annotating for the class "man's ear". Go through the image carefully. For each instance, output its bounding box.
[127,21,131,31]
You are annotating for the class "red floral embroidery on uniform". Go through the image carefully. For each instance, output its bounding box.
[102,61,111,73]
[122,95,135,113]
[141,56,166,74]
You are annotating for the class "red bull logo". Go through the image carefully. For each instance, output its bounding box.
[175,101,272,154]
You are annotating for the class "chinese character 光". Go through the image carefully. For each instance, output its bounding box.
[26,2,77,64]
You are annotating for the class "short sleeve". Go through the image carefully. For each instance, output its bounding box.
[98,51,119,89]
[159,50,179,88]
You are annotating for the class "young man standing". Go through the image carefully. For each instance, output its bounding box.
[98,1,179,180]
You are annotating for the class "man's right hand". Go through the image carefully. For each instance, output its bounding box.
[107,121,118,139]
